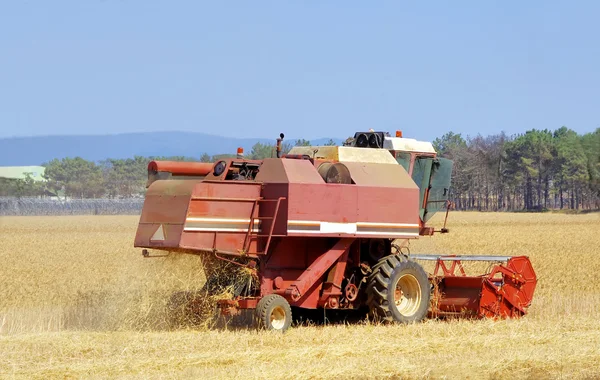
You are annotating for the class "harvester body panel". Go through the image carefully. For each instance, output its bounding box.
[134,180,195,249]
[180,181,262,254]
[136,157,423,252]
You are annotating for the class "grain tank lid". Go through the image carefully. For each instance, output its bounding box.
[287,146,398,165]
[287,146,339,160]
[383,137,436,154]
[337,147,398,164]
[343,161,418,188]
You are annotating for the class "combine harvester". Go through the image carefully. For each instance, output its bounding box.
[134,131,537,331]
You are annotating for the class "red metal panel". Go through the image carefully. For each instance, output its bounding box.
[283,238,354,301]
[260,269,323,309]
[135,180,195,249]
[179,231,257,254]
[261,237,343,309]
[260,183,289,237]
[178,181,263,253]
[253,159,289,183]
[187,182,261,221]
[479,256,537,318]
[264,238,331,269]
[429,256,537,319]
[287,183,358,223]
[139,180,196,224]
[191,181,262,203]
[436,276,483,314]
[281,159,324,184]
[355,186,420,225]
[134,223,184,249]
[285,183,420,238]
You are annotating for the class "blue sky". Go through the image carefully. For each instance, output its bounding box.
[1,1,598,142]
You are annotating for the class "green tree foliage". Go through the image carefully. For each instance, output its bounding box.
[2,129,597,210]
[100,156,148,198]
[247,141,296,159]
[249,142,275,159]
[0,173,45,198]
[281,142,293,154]
[211,154,237,161]
[15,173,45,198]
[433,132,467,156]
[433,132,472,209]
[504,130,555,210]
[552,127,589,209]
[0,178,15,196]
[294,139,311,146]
[581,128,600,200]
[43,157,104,199]
[436,127,600,211]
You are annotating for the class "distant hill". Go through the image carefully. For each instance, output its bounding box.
[0,132,343,166]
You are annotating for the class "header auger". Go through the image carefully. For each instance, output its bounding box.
[135,130,537,331]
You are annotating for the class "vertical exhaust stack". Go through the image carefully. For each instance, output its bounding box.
[276,133,285,158]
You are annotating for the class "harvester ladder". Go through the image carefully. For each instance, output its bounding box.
[243,197,285,255]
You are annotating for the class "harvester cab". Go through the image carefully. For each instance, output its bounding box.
[355,130,454,226]
[134,130,537,332]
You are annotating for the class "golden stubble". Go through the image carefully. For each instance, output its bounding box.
[0,212,599,379]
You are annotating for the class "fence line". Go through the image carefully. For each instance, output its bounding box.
[0,197,143,216]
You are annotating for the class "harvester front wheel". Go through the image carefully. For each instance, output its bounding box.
[367,255,430,323]
[254,294,292,332]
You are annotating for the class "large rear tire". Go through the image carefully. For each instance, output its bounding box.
[367,255,430,323]
[254,294,293,332]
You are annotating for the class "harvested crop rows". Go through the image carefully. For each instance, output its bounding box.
[1,212,599,379]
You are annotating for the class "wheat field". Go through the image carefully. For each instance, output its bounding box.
[1,212,599,379]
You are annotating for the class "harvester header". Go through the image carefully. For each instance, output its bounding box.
[134,130,537,331]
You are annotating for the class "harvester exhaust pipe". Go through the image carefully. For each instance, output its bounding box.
[276,133,285,158]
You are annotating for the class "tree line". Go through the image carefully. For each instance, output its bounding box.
[434,127,599,211]
[1,129,598,211]
[0,139,332,199]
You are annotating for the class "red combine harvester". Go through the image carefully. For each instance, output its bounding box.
[135,131,537,331]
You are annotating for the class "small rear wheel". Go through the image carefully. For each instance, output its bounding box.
[367,255,430,323]
[254,294,292,332]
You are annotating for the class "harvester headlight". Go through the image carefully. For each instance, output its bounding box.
[368,133,382,148]
[355,133,369,148]
[352,131,385,149]
[213,161,227,176]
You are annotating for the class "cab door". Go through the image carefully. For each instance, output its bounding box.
[423,158,453,222]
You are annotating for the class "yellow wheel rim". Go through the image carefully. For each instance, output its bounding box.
[270,306,286,330]
[393,274,422,317]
